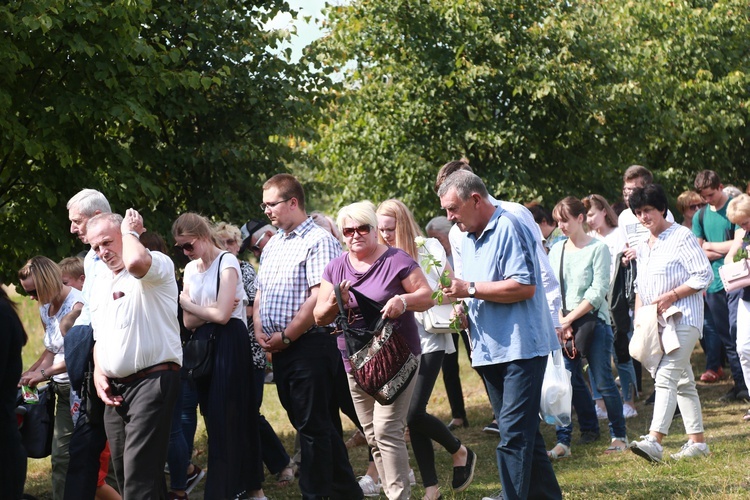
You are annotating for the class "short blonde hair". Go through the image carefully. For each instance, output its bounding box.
[18,256,63,304]
[214,222,242,244]
[727,194,750,225]
[676,190,703,215]
[336,202,378,234]
[59,257,84,279]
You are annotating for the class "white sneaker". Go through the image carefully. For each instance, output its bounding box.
[670,440,709,460]
[623,404,638,419]
[358,475,382,497]
[408,468,416,486]
[482,492,502,500]
[630,435,663,463]
[595,405,609,420]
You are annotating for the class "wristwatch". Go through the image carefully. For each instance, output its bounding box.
[468,282,476,298]
[280,330,292,345]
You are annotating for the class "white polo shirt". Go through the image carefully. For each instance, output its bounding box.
[90,251,182,378]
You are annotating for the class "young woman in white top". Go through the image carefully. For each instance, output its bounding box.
[584,194,638,419]
[18,256,83,499]
[173,213,265,500]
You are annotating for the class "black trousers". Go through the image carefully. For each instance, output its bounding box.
[441,331,471,420]
[273,332,362,500]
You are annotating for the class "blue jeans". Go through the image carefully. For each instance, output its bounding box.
[167,381,189,490]
[559,320,626,444]
[590,328,638,402]
[556,356,599,447]
[699,296,723,372]
[705,290,745,390]
[478,355,562,500]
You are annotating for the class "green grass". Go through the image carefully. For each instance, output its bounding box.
[12,284,750,499]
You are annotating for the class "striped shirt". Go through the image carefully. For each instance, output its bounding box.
[256,217,343,334]
[634,223,712,330]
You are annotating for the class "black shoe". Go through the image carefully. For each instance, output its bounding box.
[737,390,750,403]
[645,391,656,405]
[482,421,500,435]
[447,418,469,431]
[578,430,600,445]
[719,387,739,402]
[452,448,476,492]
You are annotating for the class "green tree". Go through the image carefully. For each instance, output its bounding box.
[0,0,327,281]
[308,0,749,223]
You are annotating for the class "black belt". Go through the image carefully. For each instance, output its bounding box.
[112,362,180,384]
[306,326,334,336]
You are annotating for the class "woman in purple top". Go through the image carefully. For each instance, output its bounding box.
[315,202,432,500]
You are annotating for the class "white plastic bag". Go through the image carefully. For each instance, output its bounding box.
[539,349,572,426]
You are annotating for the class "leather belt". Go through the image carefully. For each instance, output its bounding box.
[112,362,180,384]
[306,326,334,335]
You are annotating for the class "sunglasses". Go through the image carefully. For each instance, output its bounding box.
[174,239,197,252]
[250,232,269,252]
[689,203,706,211]
[342,224,372,238]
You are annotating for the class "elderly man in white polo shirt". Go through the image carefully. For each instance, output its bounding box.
[87,209,182,498]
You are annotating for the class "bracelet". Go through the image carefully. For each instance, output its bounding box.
[396,294,407,313]
[671,289,680,301]
[122,230,140,240]
[40,368,50,381]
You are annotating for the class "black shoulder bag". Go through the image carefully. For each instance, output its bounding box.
[182,252,227,382]
[559,243,598,360]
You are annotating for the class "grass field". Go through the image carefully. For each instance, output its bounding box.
[12,286,750,499]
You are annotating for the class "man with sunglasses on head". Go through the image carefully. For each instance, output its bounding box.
[239,219,277,260]
[253,174,362,500]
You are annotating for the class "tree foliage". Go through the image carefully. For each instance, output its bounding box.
[308,0,749,224]
[0,0,327,281]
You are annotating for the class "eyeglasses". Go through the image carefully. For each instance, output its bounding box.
[174,239,197,252]
[259,198,290,211]
[342,224,372,238]
[689,203,706,211]
[223,238,236,247]
[250,232,269,252]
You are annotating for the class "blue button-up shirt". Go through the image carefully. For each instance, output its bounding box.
[462,207,559,366]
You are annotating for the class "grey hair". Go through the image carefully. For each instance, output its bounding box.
[86,213,123,233]
[251,224,276,241]
[66,189,111,216]
[436,170,489,201]
[425,216,452,235]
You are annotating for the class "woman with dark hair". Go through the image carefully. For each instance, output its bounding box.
[18,256,83,498]
[172,213,265,499]
[547,197,627,459]
[628,185,713,462]
[1,286,27,498]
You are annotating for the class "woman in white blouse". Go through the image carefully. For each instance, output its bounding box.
[173,213,265,500]
[627,185,713,463]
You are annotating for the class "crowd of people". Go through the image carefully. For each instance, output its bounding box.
[1,162,749,500]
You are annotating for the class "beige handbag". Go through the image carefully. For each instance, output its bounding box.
[719,259,750,293]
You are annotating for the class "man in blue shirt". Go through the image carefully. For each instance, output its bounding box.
[438,170,561,500]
